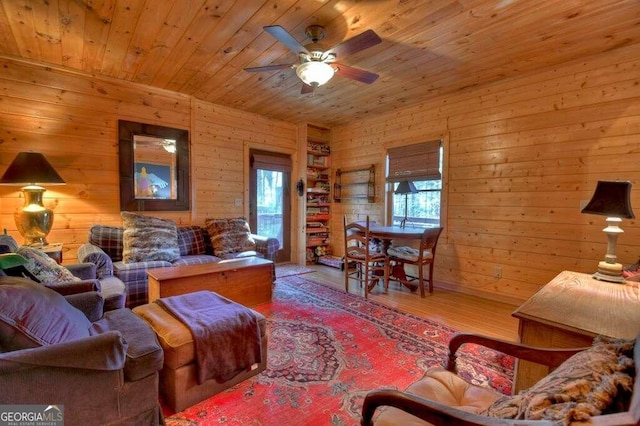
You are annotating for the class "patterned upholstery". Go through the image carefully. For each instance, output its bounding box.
[78,220,278,308]
[386,246,433,262]
[16,246,80,284]
[89,225,125,261]
[177,226,207,256]
[77,243,113,279]
[484,336,635,423]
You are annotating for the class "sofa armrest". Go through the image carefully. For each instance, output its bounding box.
[44,279,100,296]
[64,291,105,322]
[66,262,97,280]
[252,234,280,261]
[78,243,114,279]
[0,331,127,371]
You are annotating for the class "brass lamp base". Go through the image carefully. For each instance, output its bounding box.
[15,186,54,246]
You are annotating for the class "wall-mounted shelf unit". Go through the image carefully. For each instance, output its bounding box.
[305,125,331,264]
[333,165,375,203]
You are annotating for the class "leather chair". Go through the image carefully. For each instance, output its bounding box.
[343,216,389,298]
[0,276,164,425]
[387,227,443,297]
[362,333,640,425]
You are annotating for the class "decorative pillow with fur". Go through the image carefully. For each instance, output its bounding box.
[16,246,80,284]
[121,212,180,263]
[204,217,256,256]
[483,336,635,423]
[0,276,92,351]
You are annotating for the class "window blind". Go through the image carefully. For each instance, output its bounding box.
[386,140,441,182]
[251,152,292,173]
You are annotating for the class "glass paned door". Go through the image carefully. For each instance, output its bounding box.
[250,150,291,262]
[256,169,284,245]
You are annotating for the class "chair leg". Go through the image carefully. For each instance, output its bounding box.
[384,261,389,292]
[363,262,369,299]
[344,261,350,293]
[418,263,425,298]
[428,262,434,293]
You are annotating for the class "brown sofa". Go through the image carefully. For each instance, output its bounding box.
[0,276,164,425]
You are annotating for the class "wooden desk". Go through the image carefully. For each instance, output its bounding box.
[512,270,640,392]
[147,257,273,307]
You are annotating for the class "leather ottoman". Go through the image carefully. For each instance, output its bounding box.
[133,300,267,412]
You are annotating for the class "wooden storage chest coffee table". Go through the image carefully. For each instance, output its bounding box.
[147,257,273,307]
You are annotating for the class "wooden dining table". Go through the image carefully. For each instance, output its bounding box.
[365,224,426,291]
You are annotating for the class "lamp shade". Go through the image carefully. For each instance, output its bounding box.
[295,61,336,87]
[395,181,418,195]
[0,152,65,186]
[581,181,635,219]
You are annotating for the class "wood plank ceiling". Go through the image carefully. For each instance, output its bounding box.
[0,0,638,126]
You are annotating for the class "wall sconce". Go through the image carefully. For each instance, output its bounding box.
[0,152,66,246]
[581,180,635,283]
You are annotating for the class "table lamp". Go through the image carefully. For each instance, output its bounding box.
[0,152,65,246]
[581,180,635,283]
[395,181,417,229]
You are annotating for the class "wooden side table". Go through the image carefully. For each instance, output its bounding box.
[42,243,63,264]
[511,270,640,392]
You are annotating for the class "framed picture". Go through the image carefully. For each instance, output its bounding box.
[134,162,173,199]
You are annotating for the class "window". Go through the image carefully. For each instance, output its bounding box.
[387,141,442,228]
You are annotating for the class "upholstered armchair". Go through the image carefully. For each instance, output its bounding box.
[0,276,164,425]
[0,234,126,311]
[362,333,640,425]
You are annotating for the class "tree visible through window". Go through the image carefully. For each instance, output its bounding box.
[392,179,442,227]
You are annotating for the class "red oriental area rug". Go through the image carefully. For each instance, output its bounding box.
[164,275,514,425]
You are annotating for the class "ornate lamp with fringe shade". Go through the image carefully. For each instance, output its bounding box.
[581,180,635,283]
[0,152,65,246]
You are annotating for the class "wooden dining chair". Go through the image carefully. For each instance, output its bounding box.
[343,216,389,299]
[387,227,443,297]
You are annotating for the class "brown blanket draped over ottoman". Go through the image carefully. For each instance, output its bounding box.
[133,291,268,412]
[157,291,262,384]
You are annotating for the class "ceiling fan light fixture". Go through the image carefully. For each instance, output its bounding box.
[296,61,335,87]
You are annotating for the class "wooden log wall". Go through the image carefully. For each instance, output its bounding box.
[0,56,296,262]
[331,43,640,305]
[191,99,297,222]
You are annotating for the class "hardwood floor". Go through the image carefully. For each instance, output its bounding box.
[301,264,520,342]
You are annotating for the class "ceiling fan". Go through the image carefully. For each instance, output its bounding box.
[245,25,382,94]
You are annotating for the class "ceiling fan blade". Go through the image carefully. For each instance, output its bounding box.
[264,25,309,56]
[244,64,293,72]
[334,64,379,84]
[301,83,315,94]
[325,29,382,59]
